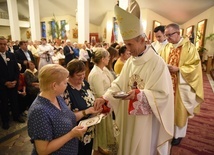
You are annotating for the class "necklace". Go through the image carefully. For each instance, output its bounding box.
[68,81,82,90]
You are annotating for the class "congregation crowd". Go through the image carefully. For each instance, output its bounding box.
[0,34,131,155]
[0,1,204,155]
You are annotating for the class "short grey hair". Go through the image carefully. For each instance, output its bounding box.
[166,23,180,31]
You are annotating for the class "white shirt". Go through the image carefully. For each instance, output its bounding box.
[37,44,54,58]
[79,49,89,62]
[151,39,168,54]
[23,50,31,61]
[0,52,7,64]
[88,65,114,98]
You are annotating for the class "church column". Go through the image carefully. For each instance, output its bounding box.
[28,0,41,41]
[7,0,20,40]
[77,0,89,44]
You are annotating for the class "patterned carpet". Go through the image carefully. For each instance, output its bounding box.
[171,73,214,155]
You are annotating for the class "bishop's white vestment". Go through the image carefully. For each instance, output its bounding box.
[103,46,174,155]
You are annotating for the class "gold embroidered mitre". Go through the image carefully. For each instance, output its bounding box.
[114,0,143,40]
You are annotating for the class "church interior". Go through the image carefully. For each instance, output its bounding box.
[0,0,214,154]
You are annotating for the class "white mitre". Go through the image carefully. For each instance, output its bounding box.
[114,0,144,40]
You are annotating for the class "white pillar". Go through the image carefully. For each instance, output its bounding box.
[117,0,129,42]
[77,0,89,44]
[106,12,113,44]
[28,0,41,41]
[7,0,20,41]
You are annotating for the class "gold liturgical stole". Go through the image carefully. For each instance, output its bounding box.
[168,46,182,94]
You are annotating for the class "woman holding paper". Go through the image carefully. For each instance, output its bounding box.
[28,64,87,155]
[63,59,102,155]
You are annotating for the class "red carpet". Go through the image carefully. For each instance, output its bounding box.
[171,73,214,155]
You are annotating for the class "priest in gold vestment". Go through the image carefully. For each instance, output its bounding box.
[94,1,174,155]
[160,23,204,146]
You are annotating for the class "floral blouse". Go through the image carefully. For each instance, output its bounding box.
[63,80,95,145]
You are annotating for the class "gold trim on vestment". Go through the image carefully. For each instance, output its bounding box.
[160,37,204,127]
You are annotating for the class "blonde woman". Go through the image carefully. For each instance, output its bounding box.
[27,64,87,155]
[88,48,117,155]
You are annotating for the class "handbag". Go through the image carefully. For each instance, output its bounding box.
[46,53,50,62]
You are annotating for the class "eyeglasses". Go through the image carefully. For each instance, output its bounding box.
[165,32,178,37]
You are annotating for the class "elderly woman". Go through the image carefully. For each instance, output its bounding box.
[88,48,117,155]
[28,64,88,155]
[63,59,102,155]
[24,61,40,107]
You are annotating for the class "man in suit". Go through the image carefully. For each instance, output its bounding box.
[63,39,75,65]
[0,36,25,130]
[15,41,35,73]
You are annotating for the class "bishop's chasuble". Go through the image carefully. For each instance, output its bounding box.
[103,46,174,155]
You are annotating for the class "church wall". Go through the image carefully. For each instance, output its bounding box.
[182,6,214,56]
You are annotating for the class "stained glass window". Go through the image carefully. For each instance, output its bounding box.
[113,17,118,41]
[51,21,56,39]
[61,20,66,39]
[41,22,46,38]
